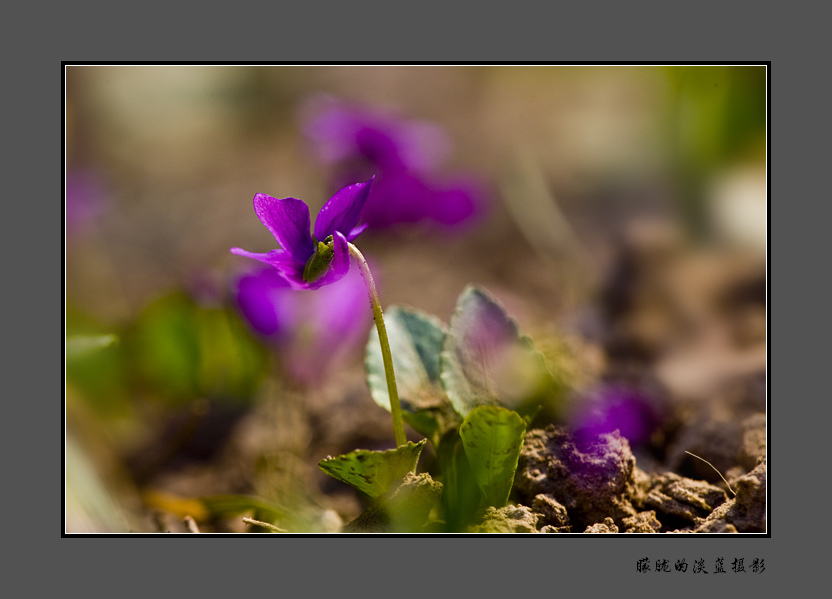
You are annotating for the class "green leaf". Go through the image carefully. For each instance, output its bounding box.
[319,439,427,498]
[343,472,443,533]
[129,292,267,405]
[365,306,460,443]
[440,285,554,419]
[436,431,483,532]
[66,334,118,361]
[66,328,131,417]
[459,405,527,508]
[129,294,201,403]
[194,306,268,401]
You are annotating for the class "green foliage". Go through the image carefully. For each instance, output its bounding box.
[365,306,461,446]
[435,430,484,532]
[200,494,286,523]
[347,285,566,530]
[130,294,200,401]
[459,405,527,509]
[668,65,767,171]
[67,334,118,361]
[128,292,267,405]
[65,309,131,417]
[342,472,443,533]
[440,285,554,422]
[143,491,287,529]
[665,65,767,237]
[66,292,268,419]
[318,439,427,498]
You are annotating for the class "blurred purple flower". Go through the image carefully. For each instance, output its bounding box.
[234,262,372,386]
[230,179,372,290]
[362,170,484,229]
[568,381,666,447]
[301,95,451,173]
[299,95,488,231]
[66,169,107,238]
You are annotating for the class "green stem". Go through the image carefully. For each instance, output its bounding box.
[348,243,407,448]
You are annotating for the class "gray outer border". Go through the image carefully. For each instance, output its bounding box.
[49,8,789,595]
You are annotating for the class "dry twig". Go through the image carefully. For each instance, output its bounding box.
[242,517,287,533]
[184,515,200,533]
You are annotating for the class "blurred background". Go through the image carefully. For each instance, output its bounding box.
[65,65,767,533]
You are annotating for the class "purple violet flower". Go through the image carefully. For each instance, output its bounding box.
[234,262,372,386]
[230,178,373,289]
[300,94,451,174]
[568,381,667,447]
[360,170,484,229]
[299,95,488,231]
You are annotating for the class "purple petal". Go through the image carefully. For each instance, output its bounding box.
[234,267,293,337]
[252,194,315,264]
[425,177,484,226]
[298,96,364,164]
[347,222,369,241]
[306,231,351,288]
[358,171,487,230]
[229,246,289,267]
[354,126,407,170]
[313,179,373,241]
[396,121,452,174]
[314,262,371,338]
[285,264,372,385]
[229,247,307,288]
[359,171,431,228]
[299,95,451,173]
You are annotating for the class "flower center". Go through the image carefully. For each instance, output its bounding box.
[303,236,335,283]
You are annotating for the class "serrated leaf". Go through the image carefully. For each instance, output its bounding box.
[318,439,427,498]
[440,285,554,419]
[344,472,443,533]
[366,306,459,442]
[459,405,526,508]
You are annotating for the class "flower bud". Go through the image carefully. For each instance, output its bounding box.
[303,237,335,283]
